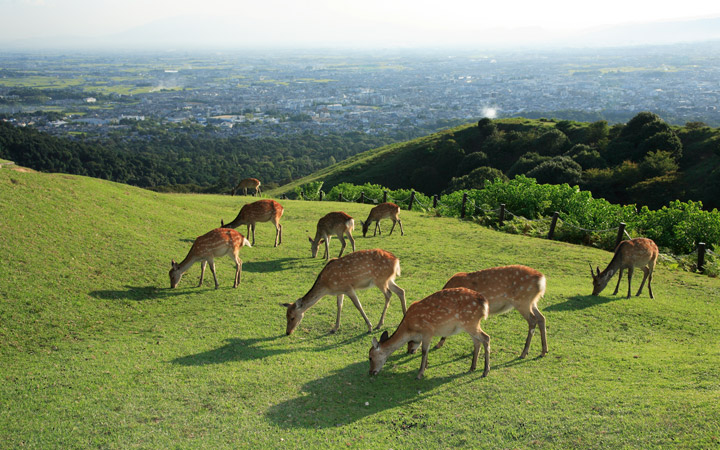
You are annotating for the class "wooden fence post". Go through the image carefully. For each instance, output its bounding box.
[615,223,626,248]
[433,195,438,209]
[499,203,506,226]
[409,191,415,210]
[338,192,343,202]
[319,191,324,201]
[548,212,559,240]
[698,242,706,272]
[461,193,468,219]
[383,191,388,203]
[360,191,365,204]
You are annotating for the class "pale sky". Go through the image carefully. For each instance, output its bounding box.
[3,0,720,48]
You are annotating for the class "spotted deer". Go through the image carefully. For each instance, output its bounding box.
[423,265,547,359]
[308,211,356,260]
[281,249,407,335]
[360,202,404,237]
[221,199,283,247]
[169,228,251,289]
[591,237,659,298]
[233,178,261,196]
[369,287,491,379]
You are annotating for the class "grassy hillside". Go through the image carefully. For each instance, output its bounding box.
[2,167,720,449]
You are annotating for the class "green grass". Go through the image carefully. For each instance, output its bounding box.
[1,169,719,449]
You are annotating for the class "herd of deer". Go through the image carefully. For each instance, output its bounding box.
[169,182,660,380]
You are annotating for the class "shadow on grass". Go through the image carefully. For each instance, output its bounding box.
[172,335,291,366]
[265,356,481,429]
[545,294,624,312]
[89,285,189,301]
[242,257,304,273]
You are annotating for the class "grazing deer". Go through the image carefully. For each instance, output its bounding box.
[280,249,406,335]
[169,228,251,289]
[233,178,261,196]
[360,202,404,237]
[221,199,283,247]
[423,265,547,359]
[308,211,356,260]
[591,237,659,299]
[369,287,491,379]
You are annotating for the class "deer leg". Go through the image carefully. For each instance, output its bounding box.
[389,220,397,235]
[233,257,242,288]
[347,231,356,252]
[375,288,393,330]
[647,267,655,299]
[417,339,432,379]
[612,269,623,295]
[433,337,447,350]
[277,223,283,246]
[534,305,548,356]
[398,219,404,236]
[626,267,634,299]
[347,289,373,333]
[330,294,344,334]
[469,330,491,377]
[518,307,537,359]
[374,221,381,236]
[337,235,346,258]
[324,235,331,260]
[198,261,207,287]
[636,267,650,297]
[208,260,219,289]
[388,280,407,314]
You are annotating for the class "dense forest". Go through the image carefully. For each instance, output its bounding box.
[0,121,395,193]
[282,113,720,210]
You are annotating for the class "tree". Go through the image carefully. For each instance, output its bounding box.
[444,166,507,193]
[533,129,570,156]
[526,156,582,185]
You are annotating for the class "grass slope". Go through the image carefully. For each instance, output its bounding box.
[1,168,720,449]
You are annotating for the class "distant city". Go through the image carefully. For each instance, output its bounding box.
[2,41,720,142]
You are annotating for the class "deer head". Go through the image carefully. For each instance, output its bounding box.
[281,301,304,335]
[308,236,325,258]
[169,260,182,288]
[368,331,390,375]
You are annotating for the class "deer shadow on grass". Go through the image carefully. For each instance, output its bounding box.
[89,285,190,302]
[242,257,304,273]
[266,339,508,429]
[172,335,292,366]
[545,294,623,312]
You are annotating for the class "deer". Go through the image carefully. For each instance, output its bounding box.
[591,237,659,299]
[233,178,261,196]
[308,211,356,260]
[169,228,251,289]
[221,199,283,247]
[369,287,491,380]
[420,265,547,359]
[360,202,404,237]
[280,249,407,335]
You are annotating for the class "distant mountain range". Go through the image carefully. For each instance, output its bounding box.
[5,15,720,51]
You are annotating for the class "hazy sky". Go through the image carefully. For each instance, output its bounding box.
[3,0,720,48]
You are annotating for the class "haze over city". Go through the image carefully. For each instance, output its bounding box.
[3,0,720,49]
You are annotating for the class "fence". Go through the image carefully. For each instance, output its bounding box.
[279,187,714,274]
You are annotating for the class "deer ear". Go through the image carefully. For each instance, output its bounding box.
[171,259,178,269]
[221,220,225,227]
[280,302,292,308]
[308,236,314,244]
[372,337,380,349]
[596,266,601,277]
[589,263,595,279]
[380,330,390,343]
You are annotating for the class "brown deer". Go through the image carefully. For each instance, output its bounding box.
[369,287,491,379]
[591,237,659,298]
[233,178,261,196]
[169,228,251,289]
[221,199,283,247]
[360,202,404,237]
[280,249,407,335]
[308,211,356,260]
[423,265,547,359]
